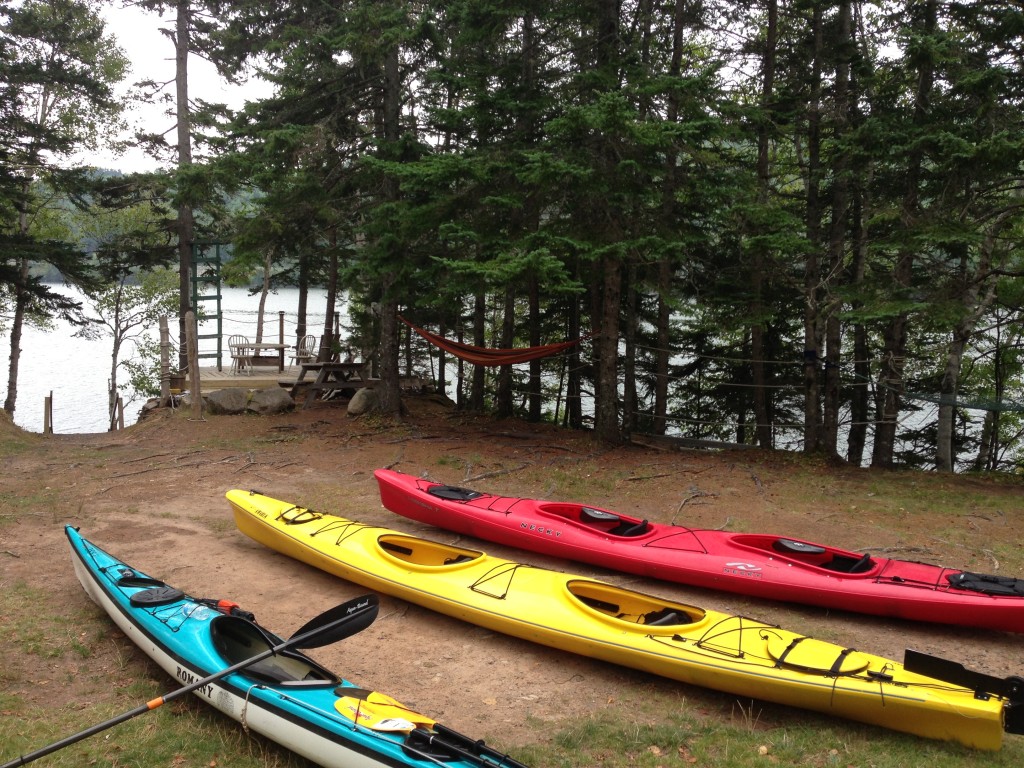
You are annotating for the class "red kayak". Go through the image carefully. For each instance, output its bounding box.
[374,468,1024,633]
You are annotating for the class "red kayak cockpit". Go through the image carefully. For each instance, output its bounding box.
[534,502,653,538]
[732,534,876,574]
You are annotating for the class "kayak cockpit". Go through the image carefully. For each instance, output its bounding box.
[538,503,652,538]
[210,615,340,686]
[733,534,876,574]
[377,534,484,569]
[566,579,705,629]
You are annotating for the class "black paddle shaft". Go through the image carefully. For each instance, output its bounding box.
[0,595,379,768]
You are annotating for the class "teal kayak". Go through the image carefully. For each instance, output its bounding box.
[61,526,527,768]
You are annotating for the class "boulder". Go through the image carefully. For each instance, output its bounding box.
[204,387,250,415]
[247,387,294,415]
[347,387,379,415]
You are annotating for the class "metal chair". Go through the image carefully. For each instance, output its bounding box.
[289,334,317,365]
[229,335,251,375]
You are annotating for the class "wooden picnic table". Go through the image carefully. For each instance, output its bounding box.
[231,341,288,374]
[287,361,373,408]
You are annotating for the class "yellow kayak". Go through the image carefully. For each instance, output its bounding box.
[226,489,1024,750]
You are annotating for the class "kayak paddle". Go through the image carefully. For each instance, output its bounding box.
[0,593,380,768]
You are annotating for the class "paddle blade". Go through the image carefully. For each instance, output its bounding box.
[290,594,380,649]
[904,649,1020,699]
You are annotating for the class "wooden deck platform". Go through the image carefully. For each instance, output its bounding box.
[190,365,424,397]
[195,365,304,392]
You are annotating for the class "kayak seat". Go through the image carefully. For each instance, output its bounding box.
[773,539,827,556]
[211,615,339,686]
[643,608,690,626]
[610,519,649,537]
[428,485,484,501]
[580,507,621,524]
[825,552,874,574]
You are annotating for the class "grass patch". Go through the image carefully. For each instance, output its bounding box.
[0,693,312,768]
[4,581,101,660]
[511,707,1024,768]
[0,488,64,528]
[542,465,619,499]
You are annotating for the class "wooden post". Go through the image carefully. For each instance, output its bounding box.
[43,391,53,434]
[278,311,285,344]
[186,310,203,421]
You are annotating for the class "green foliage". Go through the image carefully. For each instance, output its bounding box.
[1,0,132,416]
[7,0,1024,465]
[78,267,179,407]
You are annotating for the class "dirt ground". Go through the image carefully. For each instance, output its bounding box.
[2,393,1023,758]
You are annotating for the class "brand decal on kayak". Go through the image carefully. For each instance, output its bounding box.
[724,562,762,578]
[176,666,214,699]
[520,522,562,537]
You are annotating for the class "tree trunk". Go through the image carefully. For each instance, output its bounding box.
[254,251,271,343]
[871,0,937,468]
[591,0,624,443]
[470,292,486,411]
[594,253,623,442]
[751,0,778,449]
[846,140,872,465]
[321,231,339,361]
[3,254,29,417]
[296,252,310,345]
[872,316,908,468]
[972,410,996,472]
[652,0,687,437]
[935,333,967,472]
[378,288,401,413]
[803,0,825,453]
[622,272,639,437]
[496,285,515,418]
[527,274,541,422]
[935,219,1006,471]
[176,0,194,373]
[436,314,448,400]
[654,258,671,436]
[822,0,853,455]
[566,288,583,429]
[376,40,403,415]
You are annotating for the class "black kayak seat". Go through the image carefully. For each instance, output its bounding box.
[610,519,649,537]
[774,539,827,556]
[643,608,689,626]
[427,485,483,501]
[580,507,621,523]
[825,552,874,574]
[211,615,338,685]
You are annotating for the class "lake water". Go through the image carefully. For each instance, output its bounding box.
[1,285,333,434]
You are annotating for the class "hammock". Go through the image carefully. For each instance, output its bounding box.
[400,316,586,366]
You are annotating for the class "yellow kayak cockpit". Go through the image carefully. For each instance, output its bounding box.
[376,534,483,569]
[566,579,706,630]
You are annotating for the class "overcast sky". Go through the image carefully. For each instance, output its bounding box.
[85,3,271,172]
